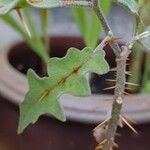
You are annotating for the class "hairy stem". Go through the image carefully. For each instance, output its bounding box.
[92,0,121,56]
[92,0,131,149]
[104,46,130,150]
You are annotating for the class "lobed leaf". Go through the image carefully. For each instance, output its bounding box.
[18,47,109,133]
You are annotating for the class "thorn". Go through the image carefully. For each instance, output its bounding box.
[125,82,139,86]
[109,147,113,150]
[106,79,116,82]
[28,0,43,4]
[126,63,130,66]
[120,115,138,134]
[112,142,119,148]
[16,9,31,38]
[121,115,137,125]
[125,87,134,91]
[94,118,111,131]
[110,67,117,71]
[95,145,103,150]
[105,36,122,45]
[103,86,116,91]
[115,133,121,137]
[125,71,132,76]
[124,91,131,96]
[98,139,108,146]
[118,118,124,127]
[38,89,50,102]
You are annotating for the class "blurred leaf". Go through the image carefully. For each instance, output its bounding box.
[72,0,111,48]
[18,47,109,133]
[114,0,139,14]
[0,0,19,14]
[71,8,87,41]
[142,81,150,93]
[0,0,27,15]
[85,12,101,48]
[26,0,87,8]
[0,13,27,37]
[139,2,150,26]
[101,0,112,14]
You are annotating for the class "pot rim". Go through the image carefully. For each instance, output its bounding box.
[0,41,150,124]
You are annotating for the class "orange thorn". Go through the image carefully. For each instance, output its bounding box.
[120,115,138,134]
[94,118,111,131]
[103,86,116,91]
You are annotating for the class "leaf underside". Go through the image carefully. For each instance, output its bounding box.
[26,0,87,8]
[114,0,139,15]
[18,47,109,133]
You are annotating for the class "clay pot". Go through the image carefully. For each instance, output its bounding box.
[0,36,150,150]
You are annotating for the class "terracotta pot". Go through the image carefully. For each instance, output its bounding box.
[0,36,150,150]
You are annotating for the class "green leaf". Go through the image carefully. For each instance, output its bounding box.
[0,0,19,14]
[26,0,87,8]
[114,0,139,14]
[71,8,87,41]
[0,0,27,15]
[85,12,101,48]
[18,47,109,133]
[101,0,112,15]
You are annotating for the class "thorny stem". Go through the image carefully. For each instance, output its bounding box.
[92,0,131,149]
[92,0,121,57]
[104,46,131,150]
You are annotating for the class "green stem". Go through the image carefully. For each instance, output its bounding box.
[23,8,39,37]
[41,9,49,53]
[23,8,49,63]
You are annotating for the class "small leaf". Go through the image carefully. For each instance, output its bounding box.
[18,47,109,133]
[114,0,139,14]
